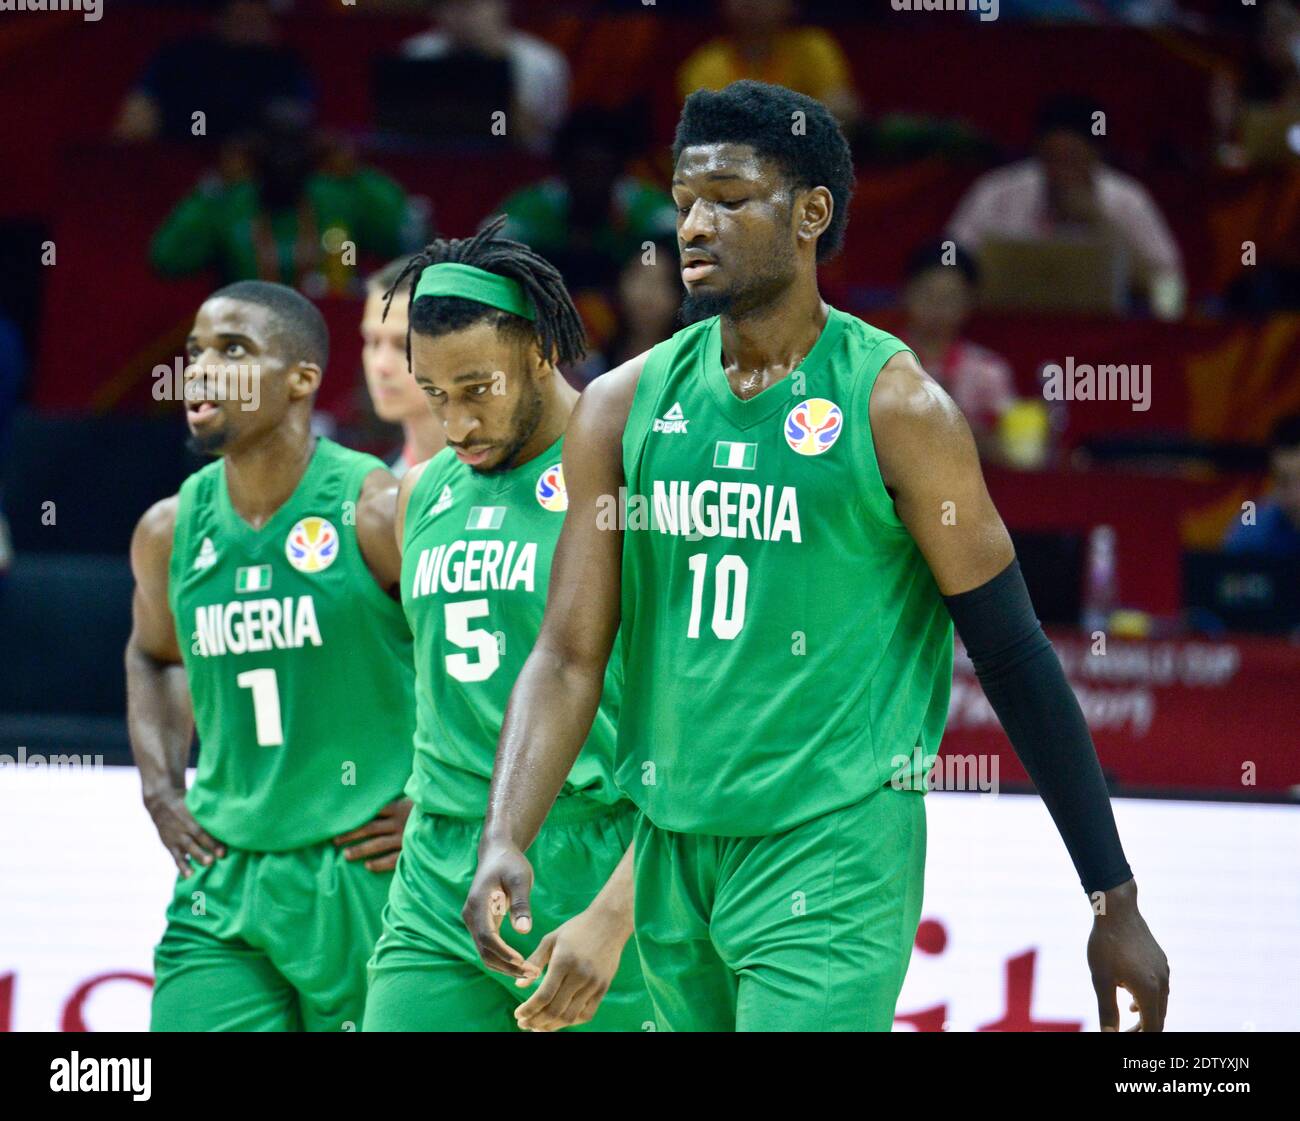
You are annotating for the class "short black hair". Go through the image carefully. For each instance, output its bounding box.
[905,239,981,287]
[1270,412,1300,452]
[384,214,587,372]
[673,80,855,262]
[1036,94,1103,145]
[208,279,329,370]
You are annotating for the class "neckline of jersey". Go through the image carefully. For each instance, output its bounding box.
[216,436,325,540]
[700,305,846,430]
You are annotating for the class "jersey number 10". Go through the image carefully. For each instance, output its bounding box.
[686,553,749,640]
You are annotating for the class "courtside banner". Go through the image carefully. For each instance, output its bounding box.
[944,632,1300,793]
[0,766,1296,1032]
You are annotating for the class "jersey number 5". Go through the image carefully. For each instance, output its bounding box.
[445,599,500,682]
[686,553,749,640]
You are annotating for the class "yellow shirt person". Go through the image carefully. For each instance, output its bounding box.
[678,23,857,122]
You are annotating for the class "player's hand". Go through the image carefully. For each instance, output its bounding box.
[1087,878,1170,1031]
[513,903,632,1032]
[333,797,412,873]
[462,838,539,981]
[144,787,225,876]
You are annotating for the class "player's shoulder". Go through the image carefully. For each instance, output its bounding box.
[396,447,457,540]
[602,319,712,392]
[831,305,905,353]
[869,348,967,450]
[131,494,180,574]
[320,435,389,476]
[135,493,180,539]
[397,452,436,507]
[180,454,225,490]
[669,315,717,347]
[316,438,400,511]
[576,348,656,432]
[356,462,400,525]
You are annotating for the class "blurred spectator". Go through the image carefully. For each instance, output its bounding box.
[1211,2,1300,311]
[401,0,570,154]
[112,0,315,145]
[1223,414,1300,559]
[360,259,445,477]
[150,105,428,296]
[678,0,860,126]
[899,242,1016,460]
[571,238,682,385]
[1211,0,1300,169]
[947,95,1185,319]
[495,108,676,293]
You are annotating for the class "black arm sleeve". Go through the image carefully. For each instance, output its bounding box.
[943,558,1133,895]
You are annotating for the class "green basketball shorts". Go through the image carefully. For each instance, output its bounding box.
[363,799,653,1032]
[631,784,927,1032]
[151,838,392,1032]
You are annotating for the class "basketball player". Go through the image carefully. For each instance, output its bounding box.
[361,259,446,477]
[464,82,1171,1032]
[361,219,651,1032]
[127,281,415,1031]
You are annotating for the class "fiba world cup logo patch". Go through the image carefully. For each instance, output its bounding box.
[785,398,843,456]
[536,463,568,512]
[285,516,339,573]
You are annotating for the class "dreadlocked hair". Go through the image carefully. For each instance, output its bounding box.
[382,214,587,375]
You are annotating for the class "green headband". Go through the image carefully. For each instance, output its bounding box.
[413,263,537,322]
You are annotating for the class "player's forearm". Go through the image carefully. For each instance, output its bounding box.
[125,641,194,801]
[583,843,635,943]
[483,642,606,851]
[943,559,1132,896]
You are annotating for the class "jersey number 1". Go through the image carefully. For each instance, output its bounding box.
[686,553,749,640]
[236,668,284,746]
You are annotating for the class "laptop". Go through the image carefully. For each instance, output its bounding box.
[1183,550,1300,635]
[372,53,513,146]
[979,236,1127,314]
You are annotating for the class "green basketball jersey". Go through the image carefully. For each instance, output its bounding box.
[401,437,624,819]
[169,437,415,851]
[619,307,954,836]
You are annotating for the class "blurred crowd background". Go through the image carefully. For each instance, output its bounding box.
[0,0,1297,790]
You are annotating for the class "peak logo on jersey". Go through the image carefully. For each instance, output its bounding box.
[284,517,339,573]
[652,401,689,435]
[785,398,843,456]
[193,536,218,571]
[430,484,454,518]
[536,463,568,512]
